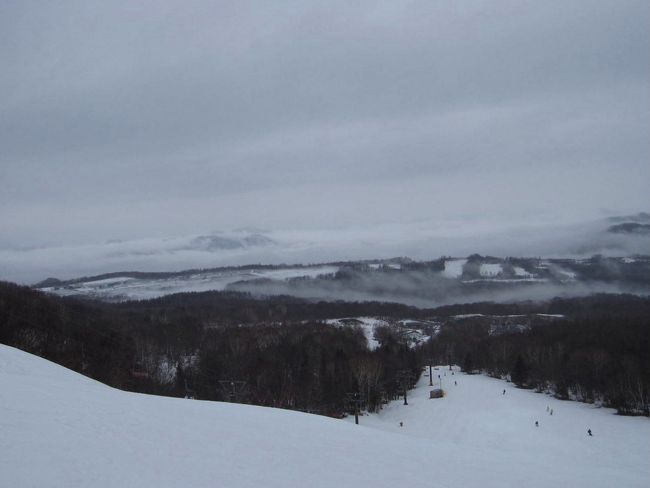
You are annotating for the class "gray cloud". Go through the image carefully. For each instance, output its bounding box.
[1,1,648,266]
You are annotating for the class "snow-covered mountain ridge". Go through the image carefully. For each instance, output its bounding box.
[37,254,650,305]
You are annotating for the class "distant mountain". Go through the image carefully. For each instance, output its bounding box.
[606,212,650,224]
[35,255,650,306]
[33,277,63,288]
[3,212,650,285]
[186,233,275,251]
[608,223,650,235]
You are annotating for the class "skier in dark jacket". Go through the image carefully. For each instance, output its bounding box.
[587,429,592,436]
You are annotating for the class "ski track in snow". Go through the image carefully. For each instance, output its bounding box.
[1,345,649,488]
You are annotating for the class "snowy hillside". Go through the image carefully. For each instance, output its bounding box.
[2,345,648,488]
[349,366,650,488]
[40,265,338,301]
[35,254,650,306]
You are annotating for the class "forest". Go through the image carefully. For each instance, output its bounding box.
[1,280,648,416]
[425,308,650,415]
[0,282,420,416]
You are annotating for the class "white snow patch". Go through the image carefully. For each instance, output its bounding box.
[326,317,430,350]
[557,268,577,280]
[399,328,429,347]
[461,277,547,283]
[442,259,466,278]
[513,266,533,278]
[81,276,137,286]
[325,317,388,350]
[480,263,502,277]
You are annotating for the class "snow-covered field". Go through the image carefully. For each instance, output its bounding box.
[42,266,338,301]
[1,345,648,488]
[442,258,466,278]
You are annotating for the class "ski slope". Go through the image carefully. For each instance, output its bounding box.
[325,317,388,350]
[350,366,650,487]
[1,345,649,488]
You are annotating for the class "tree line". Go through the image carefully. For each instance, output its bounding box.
[0,282,420,416]
[2,280,649,416]
[423,307,650,415]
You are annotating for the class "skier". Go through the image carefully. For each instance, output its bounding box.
[503,389,506,395]
[550,408,553,416]
[399,421,404,428]
[587,429,592,436]
[535,421,539,427]
[454,380,457,386]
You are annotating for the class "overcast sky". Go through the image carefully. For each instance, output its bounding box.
[1,0,649,254]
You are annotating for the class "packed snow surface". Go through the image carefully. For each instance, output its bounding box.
[2,345,649,488]
[350,365,650,488]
